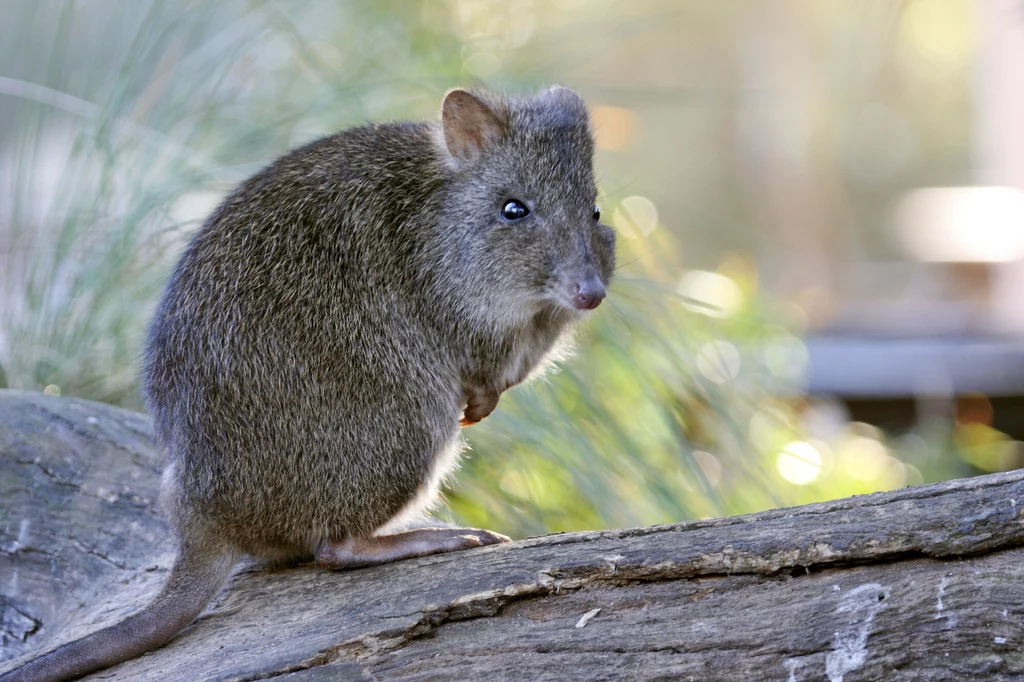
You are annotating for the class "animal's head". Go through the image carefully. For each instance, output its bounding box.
[437,87,616,325]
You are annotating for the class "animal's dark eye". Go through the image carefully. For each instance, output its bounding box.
[593,205,601,221]
[501,199,530,222]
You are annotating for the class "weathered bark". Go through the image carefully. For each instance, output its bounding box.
[1,389,1022,681]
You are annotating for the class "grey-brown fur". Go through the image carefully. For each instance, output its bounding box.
[1,86,614,682]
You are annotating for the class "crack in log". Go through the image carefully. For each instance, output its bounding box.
[0,544,56,558]
[229,652,377,681]
[29,401,111,445]
[8,456,79,489]
[67,539,132,570]
[0,599,42,644]
[7,455,155,511]
[265,540,1024,680]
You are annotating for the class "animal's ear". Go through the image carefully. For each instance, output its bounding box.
[542,85,586,107]
[540,85,590,124]
[441,89,506,165]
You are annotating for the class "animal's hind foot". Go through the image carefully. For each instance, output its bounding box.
[315,527,510,570]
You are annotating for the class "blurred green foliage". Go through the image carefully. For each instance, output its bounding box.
[0,0,1011,538]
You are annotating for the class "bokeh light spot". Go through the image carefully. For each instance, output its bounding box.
[613,195,658,239]
[776,441,822,485]
[677,270,743,318]
[840,436,889,482]
[591,105,640,151]
[901,0,975,69]
[696,340,741,384]
[762,331,809,381]
[692,450,723,488]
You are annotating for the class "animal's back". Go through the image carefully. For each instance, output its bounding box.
[143,121,460,553]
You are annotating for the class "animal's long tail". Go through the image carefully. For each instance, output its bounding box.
[0,543,236,682]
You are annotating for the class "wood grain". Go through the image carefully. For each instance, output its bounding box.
[1,390,1022,681]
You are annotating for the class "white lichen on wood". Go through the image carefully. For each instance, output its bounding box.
[824,582,887,682]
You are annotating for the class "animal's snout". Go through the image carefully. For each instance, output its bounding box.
[573,274,606,310]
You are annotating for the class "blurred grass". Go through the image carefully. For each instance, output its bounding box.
[0,0,1003,538]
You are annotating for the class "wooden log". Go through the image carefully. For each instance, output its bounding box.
[1,389,1022,681]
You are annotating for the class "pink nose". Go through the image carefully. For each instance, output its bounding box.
[574,276,606,310]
